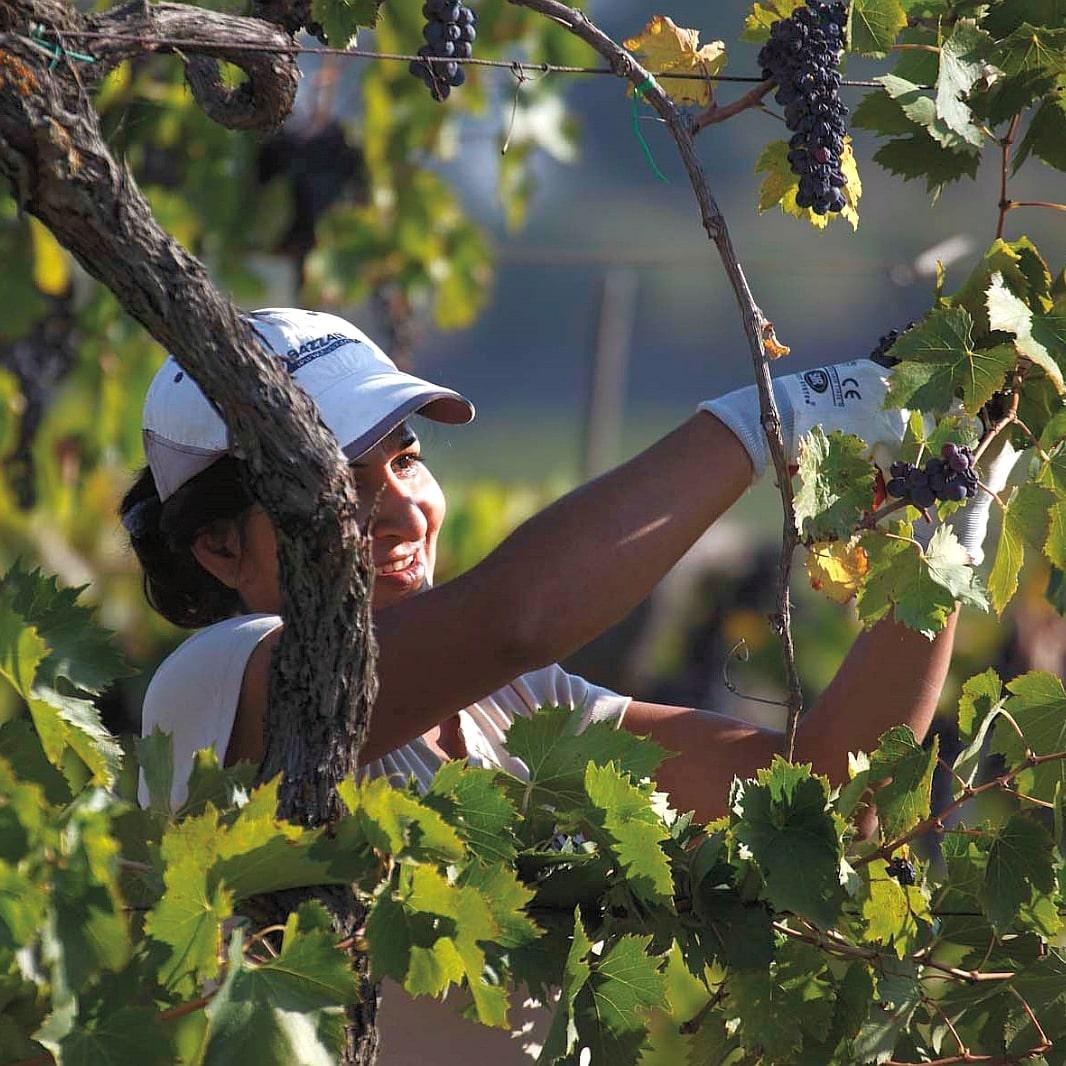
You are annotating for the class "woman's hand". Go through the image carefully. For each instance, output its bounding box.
[699,359,912,480]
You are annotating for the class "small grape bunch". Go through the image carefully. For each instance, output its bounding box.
[757,0,850,215]
[886,856,917,887]
[886,444,979,510]
[868,321,915,369]
[410,0,476,101]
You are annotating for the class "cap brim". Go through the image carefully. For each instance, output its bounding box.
[314,371,474,461]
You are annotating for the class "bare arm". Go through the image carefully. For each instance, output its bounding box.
[228,411,753,764]
[621,611,957,823]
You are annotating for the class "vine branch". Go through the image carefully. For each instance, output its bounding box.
[506,0,805,754]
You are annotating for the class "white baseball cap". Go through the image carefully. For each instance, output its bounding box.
[142,307,474,501]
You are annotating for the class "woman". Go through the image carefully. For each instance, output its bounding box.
[123,307,1004,1062]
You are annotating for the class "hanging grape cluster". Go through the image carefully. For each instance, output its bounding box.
[758,0,850,215]
[868,322,915,368]
[886,444,979,509]
[410,0,477,101]
[886,857,917,887]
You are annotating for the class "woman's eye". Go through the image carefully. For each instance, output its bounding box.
[394,453,422,475]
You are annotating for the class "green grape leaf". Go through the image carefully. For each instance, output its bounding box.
[992,671,1066,803]
[1047,564,1066,614]
[57,1007,173,1066]
[872,131,981,196]
[852,89,923,135]
[0,863,48,951]
[179,748,256,818]
[857,526,986,638]
[794,428,877,541]
[694,890,775,971]
[886,305,1016,413]
[935,21,991,148]
[987,273,1066,395]
[0,563,129,696]
[423,760,520,865]
[48,799,131,996]
[144,809,230,996]
[989,482,1057,613]
[504,706,668,817]
[953,237,1051,336]
[992,23,1066,81]
[958,667,1005,739]
[852,959,922,1064]
[214,776,373,898]
[1013,87,1066,172]
[367,865,508,1027]
[0,601,47,702]
[0,718,71,805]
[981,813,1060,933]
[862,859,930,956]
[25,688,121,790]
[730,757,845,928]
[308,0,382,49]
[877,75,956,147]
[135,730,174,817]
[202,919,359,1066]
[868,725,939,838]
[456,861,539,950]
[571,935,666,1066]
[539,908,593,1064]
[1047,498,1066,568]
[337,775,466,865]
[849,0,908,55]
[584,761,673,907]
[755,139,862,230]
[740,0,805,42]
[728,942,836,1061]
[985,0,1066,35]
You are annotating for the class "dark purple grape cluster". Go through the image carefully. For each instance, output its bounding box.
[886,444,979,509]
[869,321,915,368]
[758,0,850,215]
[410,0,476,101]
[887,857,917,886]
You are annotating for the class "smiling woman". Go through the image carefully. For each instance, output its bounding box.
[122,307,976,1064]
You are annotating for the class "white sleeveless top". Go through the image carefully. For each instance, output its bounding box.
[137,613,631,1063]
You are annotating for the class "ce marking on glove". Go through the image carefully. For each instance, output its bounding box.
[842,377,861,400]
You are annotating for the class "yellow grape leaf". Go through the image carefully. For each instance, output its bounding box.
[29,218,70,296]
[807,540,869,603]
[755,138,862,231]
[623,15,727,108]
[741,0,806,42]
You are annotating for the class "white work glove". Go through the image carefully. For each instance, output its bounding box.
[915,437,1023,566]
[700,359,909,481]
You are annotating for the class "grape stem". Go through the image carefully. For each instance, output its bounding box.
[995,114,1022,240]
[975,478,1007,511]
[691,77,774,133]
[852,747,1066,870]
[860,496,913,529]
[508,0,806,757]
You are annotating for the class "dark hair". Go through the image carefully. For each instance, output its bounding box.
[120,458,255,628]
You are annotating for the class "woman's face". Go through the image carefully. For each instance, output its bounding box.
[236,422,445,613]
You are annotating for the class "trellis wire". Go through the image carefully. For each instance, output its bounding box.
[53,30,931,89]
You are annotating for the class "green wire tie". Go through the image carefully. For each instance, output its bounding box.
[631,76,668,184]
[29,26,96,71]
